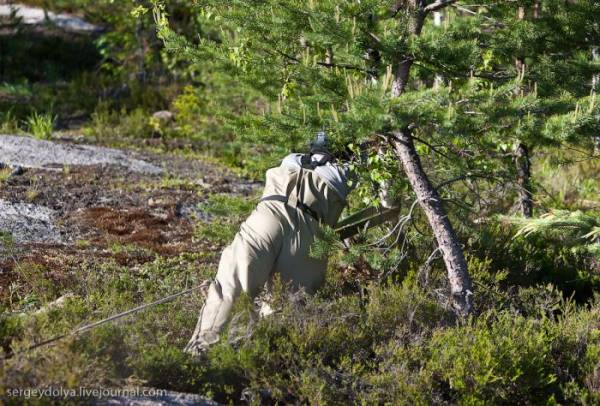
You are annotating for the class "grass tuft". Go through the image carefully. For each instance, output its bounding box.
[24,111,56,140]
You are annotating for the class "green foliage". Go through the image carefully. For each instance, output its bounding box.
[85,105,153,140]
[3,228,600,404]
[0,167,12,185]
[3,0,600,404]
[0,108,20,134]
[24,111,56,140]
[470,218,592,288]
[151,0,600,182]
[194,193,256,247]
[510,210,600,257]
[426,311,569,404]
[201,193,256,218]
[309,224,340,260]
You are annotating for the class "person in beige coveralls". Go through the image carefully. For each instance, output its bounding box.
[185,133,353,355]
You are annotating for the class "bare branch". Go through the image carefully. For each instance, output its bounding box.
[389,0,407,17]
[424,0,457,13]
[434,173,501,192]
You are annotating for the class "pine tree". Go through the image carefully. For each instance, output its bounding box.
[151,0,600,316]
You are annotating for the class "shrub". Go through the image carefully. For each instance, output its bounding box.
[0,108,20,134]
[85,105,154,141]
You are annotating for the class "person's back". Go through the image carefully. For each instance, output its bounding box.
[263,153,349,226]
[185,147,352,355]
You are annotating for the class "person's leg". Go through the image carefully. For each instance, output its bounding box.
[275,212,328,294]
[185,206,283,355]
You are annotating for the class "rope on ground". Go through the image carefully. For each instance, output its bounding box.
[2,280,210,361]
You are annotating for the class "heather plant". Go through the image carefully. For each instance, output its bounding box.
[1,1,600,404]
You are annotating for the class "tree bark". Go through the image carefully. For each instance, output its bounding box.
[514,4,534,218]
[325,46,333,65]
[388,0,473,316]
[515,143,533,218]
[391,131,473,315]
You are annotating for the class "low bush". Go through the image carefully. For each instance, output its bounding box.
[2,243,600,404]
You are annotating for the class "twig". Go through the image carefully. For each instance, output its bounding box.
[424,0,457,13]
[451,4,506,27]
[407,134,452,160]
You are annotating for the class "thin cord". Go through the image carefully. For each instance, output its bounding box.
[2,280,210,361]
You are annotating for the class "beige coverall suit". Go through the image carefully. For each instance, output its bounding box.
[185,153,350,354]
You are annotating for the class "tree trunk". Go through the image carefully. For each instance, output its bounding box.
[391,131,473,316]
[388,1,473,316]
[515,143,533,218]
[514,4,534,218]
[513,57,533,217]
[592,46,600,154]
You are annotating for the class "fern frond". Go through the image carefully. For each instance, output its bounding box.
[510,210,599,238]
[505,210,600,255]
[582,226,600,242]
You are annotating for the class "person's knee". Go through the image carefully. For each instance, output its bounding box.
[211,277,239,303]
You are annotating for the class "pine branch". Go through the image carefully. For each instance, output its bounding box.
[451,4,505,27]
[413,60,514,81]
[435,173,502,192]
[269,46,376,75]
[408,133,452,160]
[508,210,600,251]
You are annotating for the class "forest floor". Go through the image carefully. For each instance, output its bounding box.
[0,132,261,292]
[0,133,259,404]
[2,2,600,404]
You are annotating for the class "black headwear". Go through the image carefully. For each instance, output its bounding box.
[300,131,336,169]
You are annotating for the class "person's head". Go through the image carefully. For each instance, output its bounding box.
[309,131,330,155]
[307,130,367,162]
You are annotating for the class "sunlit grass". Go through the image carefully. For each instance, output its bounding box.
[24,111,56,140]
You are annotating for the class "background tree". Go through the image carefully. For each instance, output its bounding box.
[2,1,600,403]
[153,0,478,314]
[150,0,600,316]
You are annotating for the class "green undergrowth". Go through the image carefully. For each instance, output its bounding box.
[1,2,600,403]
[194,193,258,247]
[2,187,600,404]
[2,261,600,405]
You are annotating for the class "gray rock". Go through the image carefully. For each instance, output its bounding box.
[32,293,77,315]
[10,165,24,177]
[152,110,174,122]
[0,199,62,244]
[95,390,220,406]
[0,135,161,174]
[0,3,102,34]
[175,203,212,221]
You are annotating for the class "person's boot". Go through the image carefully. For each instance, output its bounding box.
[184,330,219,356]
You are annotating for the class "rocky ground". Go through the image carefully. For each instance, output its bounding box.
[0,133,259,288]
[96,390,221,406]
[0,133,259,404]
